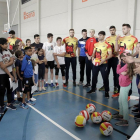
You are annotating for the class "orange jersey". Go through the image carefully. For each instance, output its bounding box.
[118,35,138,55]
[94,41,112,64]
[105,36,118,57]
[7,37,23,50]
[62,36,78,57]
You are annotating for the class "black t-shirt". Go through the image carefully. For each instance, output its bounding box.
[31,42,43,50]
[38,55,45,69]
[15,59,22,79]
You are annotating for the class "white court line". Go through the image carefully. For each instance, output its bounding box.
[28,105,81,140]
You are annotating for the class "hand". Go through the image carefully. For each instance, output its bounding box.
[122,56,134,63]
[134,66,140,74]
[92,57,94,63]
[138,82,140,89]
[15,78,17,83]
[53,53,57,56]
[34,83,37,86]
[57,64,60,69]
[100,59,105,65]
[116,34,121,41]
[88,56,91,60]
[121,72,127,76]
[20,77,23,81]
[9,75,14,82]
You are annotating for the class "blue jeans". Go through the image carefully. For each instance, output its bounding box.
[34,74,38,84]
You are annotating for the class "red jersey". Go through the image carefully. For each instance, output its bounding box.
[85,37,97,56]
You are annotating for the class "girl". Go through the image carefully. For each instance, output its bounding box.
[37,48,47,91]
[15,39,25,55]
[113,52,135,126]
[24,39,31,49]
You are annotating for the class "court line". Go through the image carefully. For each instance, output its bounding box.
[63,89,134,118]
[28,104,81,140]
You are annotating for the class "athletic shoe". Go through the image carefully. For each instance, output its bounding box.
[132,109,139,114]
[73,81,76,86]
[55,83,59,87]
[112,93,120,98]
[133,104,139,108]
[115,120,129,126]
[134,114,140,119]
[12,100,20,106]
[0,107,4,114]
[63,83,67,88]
[112,114,123,120]
[83,83,91,88]
[20,103,29,109]
[30,97,36,101]
[17,97,23,102]
[99,85,105,91]
[128,96,130,101]
[50,83,55,87]
[6,104,17,110]
[45,83,48,88]
[34,90,38,93]
[87,89,96,94]
[114,87,118,94]
[42,87,46,91]
[78,81,83,86]
[27,100,35,106]
[65,81,68,86]
[105,92,109,99]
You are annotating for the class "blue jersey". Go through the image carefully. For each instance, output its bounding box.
[21,55,33,78]
[78,37,90,56]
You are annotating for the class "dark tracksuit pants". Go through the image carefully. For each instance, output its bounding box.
[85,56,93,84]
[92,63,109,92]
[108,57,119,89]
[79,56,86,82]
[136,75,140,112]
[65,57,77,82]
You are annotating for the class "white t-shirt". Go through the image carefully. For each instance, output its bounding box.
[31,53,38,74]
[0,50,13,74]
[54,45,66,65]
[43,41,56,61]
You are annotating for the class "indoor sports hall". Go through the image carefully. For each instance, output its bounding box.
[0,0,140,140]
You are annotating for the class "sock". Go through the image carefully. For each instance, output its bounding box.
[63,80,65,83]
[55,80,58,83]
[51,80,53,83]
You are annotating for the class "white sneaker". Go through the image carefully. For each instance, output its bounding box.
[14,94,17,98]
[30,97,36,101]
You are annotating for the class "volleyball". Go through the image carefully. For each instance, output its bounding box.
[101,110,112,122]
[86,103,96,114]
[75,115,86,127]
[93,58,101,66]
[100,122,113,136]
[79,110,90,121]
[91,112,102,124]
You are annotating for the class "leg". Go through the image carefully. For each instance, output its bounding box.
[71,57,77,82]
[60,65,66,83]
[86,57,92,84]
[119,87,124,116]
[55,65,59,82]
[50,69,54,81]
[65,57,70,82]
[79,56,85,82]
[45,68,48,82]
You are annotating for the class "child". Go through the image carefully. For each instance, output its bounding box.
[113,53,135,126]
[53,37,67,87]
[31,44,39,100]
[15,39,25,55]
[0,38,17,114]
[38,48,47,91]
[21,47,35,109]
[15,50,24,102]
[25,39,31,48]
[43,33,56,87]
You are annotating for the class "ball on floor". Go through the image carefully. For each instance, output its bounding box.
[75,115,86,127]
[100,122,113,136]
[91,112,102,124]
[86,103,96,114]
[101,110,112,122]
[79,110,90,121]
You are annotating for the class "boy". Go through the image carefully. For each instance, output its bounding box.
[43,33,56,87]
[15,50,24,102]
[53,37,67,87]
[21,47,35,109]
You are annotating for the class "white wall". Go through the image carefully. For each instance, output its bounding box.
[0,2,8,38]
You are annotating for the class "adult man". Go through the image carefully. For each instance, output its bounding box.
[84,29,98,87]
[31,34,43,50]
[99,26,119,96]
[115,23,138,98]
[7,30,25,50]
[63,29,78,86]
[87,31,112,98]
[78,29,90,85]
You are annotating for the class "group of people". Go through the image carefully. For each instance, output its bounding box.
[0,23,140,127]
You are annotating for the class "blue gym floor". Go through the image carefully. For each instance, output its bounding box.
[0,66,139,140]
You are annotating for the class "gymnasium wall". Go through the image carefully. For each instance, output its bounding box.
[0,2,8,38]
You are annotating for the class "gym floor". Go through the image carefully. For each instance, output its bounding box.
[0,66,138,140]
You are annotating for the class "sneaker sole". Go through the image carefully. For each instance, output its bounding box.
[27,103,35,106]
[6,107,17,110]
[20,106,29,109]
